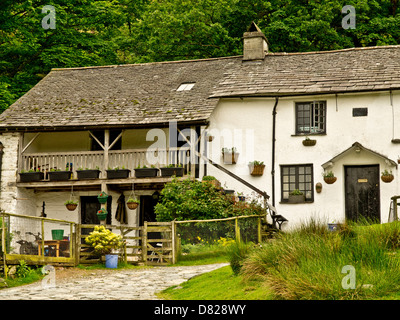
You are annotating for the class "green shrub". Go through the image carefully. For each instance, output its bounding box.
[226,241,254,275]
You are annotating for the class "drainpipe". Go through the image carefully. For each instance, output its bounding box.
[271,97,279,206]
[0,142,4,188]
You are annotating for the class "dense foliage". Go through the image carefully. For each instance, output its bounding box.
[154,178,265,221]
[2,0,400,112]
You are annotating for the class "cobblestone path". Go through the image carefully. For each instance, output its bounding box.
[0,263,228,300]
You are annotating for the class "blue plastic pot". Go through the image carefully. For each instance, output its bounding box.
[105,254,118,269]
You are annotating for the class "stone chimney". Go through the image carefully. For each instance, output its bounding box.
[243,22,268,62]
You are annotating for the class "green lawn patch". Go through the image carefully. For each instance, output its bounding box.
[158,265,273,300]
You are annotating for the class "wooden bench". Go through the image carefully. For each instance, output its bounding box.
[266,203,288,230]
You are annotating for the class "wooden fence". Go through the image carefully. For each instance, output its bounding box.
[1,213,266,269]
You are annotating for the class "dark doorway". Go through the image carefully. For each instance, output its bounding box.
[139,195,159,226]
[81,196,112,228]
[345,165,380,222]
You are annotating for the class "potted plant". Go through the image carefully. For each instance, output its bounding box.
[302,137,317,146]
[97,191,109,204]
[97,208,108,221]
[222,147,239,164]
[288,189,305,203]
[106,166,130,179]
[202,175,221,189]
[77,166,101,180]
[19,169,44,182]
[134,165,159,178]
[160,164,184,177]
[64,200,78,211]
[237,192,246,202]
[248,161,265,176]
[323,171,337,184]
[48,168,72,181]
[328,220,341,232]
[85,226,124,268]
[127,197,140,210]
[381,169,394,183]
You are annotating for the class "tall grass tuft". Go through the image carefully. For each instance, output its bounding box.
[241,219,400,300]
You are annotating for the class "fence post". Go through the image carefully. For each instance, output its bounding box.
[41,218,45,256]
[235,217,240,243]
[1,212,7,279]
[171,220,176,264]
[76,224,81,266]
[257,216,262,243]
[142,221,148,265]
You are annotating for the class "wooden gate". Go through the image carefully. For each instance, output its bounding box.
[78,222,176,266]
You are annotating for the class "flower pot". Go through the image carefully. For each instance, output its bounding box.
[97,192,109,204]
[134,168,159,178]
[328,223,341,232]
[48,171,71,181]
[324,176,337,184]
[127,202,139,210]
[288,194,305,204]
[66,203,78,211]
[97,210,108,221]
[19,171,44,182]
[381,174,394,183]
[238,196,246,202]
[223,152,239,164]
[302,139,317,146]
[105,254,118,269]
[77,169,100,180]
[160,167,184,177]
[106,169,130,179]
[249,164,265,176]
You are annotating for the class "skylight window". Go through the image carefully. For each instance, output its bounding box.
[177,82,195,91]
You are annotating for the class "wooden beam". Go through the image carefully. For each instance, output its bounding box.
[21,132,41,153]
[108,130,123,150]
[89,131,105,150]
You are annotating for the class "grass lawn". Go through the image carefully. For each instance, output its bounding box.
[158,265,273,300]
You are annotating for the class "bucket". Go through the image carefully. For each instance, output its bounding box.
[105,254,118,269]
[51,229,64,240]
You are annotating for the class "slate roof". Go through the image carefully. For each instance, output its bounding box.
[1,44,400,131]
[0,56,239,131]
[210,45,400,98]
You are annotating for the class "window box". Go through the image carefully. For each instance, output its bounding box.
[134,167,158,178]
[77,169,100,180]
[160,166,184,177]
[19,171,44,182]
[222,148,239,164]
[288,194,306,204]
[48,171,71,181]
[106,169,130,179]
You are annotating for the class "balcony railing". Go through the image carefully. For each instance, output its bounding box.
[19,147,193,180]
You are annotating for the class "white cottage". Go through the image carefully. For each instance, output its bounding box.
[1,23,400,231]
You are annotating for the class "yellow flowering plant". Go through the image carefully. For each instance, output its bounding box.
[85,226,124,255]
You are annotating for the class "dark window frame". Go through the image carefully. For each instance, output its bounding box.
[280,164,314,203]
[295,101,326,135]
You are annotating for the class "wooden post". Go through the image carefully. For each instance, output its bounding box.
[104,130,110,174]
[2,212,7,279]
[171,220,176,264]
[257,216,262,243]
[76,224,81,266]
[142,221,148,264]
[41,218,45,256]
[394,197,398,221]
[235,217,240,243]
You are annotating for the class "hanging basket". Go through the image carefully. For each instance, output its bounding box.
[127,202,139,210]
[66,203,78,211]
[381,174,394,183]
[324,176,337,184]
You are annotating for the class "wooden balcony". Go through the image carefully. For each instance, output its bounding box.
[17,147,195,190]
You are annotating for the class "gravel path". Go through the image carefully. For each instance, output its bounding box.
[0,263,228,300]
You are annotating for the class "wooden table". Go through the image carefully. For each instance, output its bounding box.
[37,240,69,257]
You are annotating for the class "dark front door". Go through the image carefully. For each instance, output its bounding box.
[345,165,380,222]
[81,196,112,225]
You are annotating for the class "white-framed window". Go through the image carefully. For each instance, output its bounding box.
[295,101,326,134]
